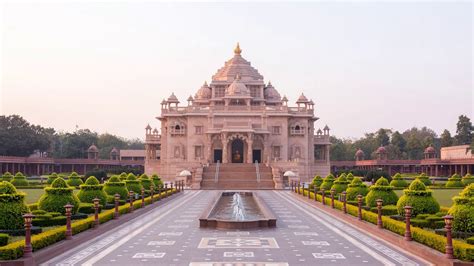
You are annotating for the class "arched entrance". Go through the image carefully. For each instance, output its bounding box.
[231,139,244,163]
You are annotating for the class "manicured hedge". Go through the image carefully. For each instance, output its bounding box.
[0,188,178,260]
[77,176,107,206]
[151,174,163,188]
[125,173,143,194]
[331,174,350,194]
[416,173,432,186]
[139,174,152,190]
[38,178,80,215]
[446,174,465,188]
[390,173,408,188]
[46,173,59,185]
[346,177,369,201]
[320,174,335,191]
[66,172,83,187]
[10,172,29,187]
[1,172,13,182]
[104,175,128,200]
[366,177,398,207]
[396,179,440,217]
[0,233,9,246]
[0,181,30,230]
[448,184,474,233]
[462,174,474,186]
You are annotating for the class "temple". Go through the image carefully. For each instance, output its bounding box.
[144,43,331,188]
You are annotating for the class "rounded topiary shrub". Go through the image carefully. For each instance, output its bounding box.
[416,173,431,186]
[104,175,128,200]
[77,176,107,205]
[346,177,369,201]
[10,172,29,187]
[462,173,474,186]
[446,174,464,188]
[320,174,335,191]
[448,184,474,233]
[0,181,30,230]
[331,174,350,194]
[365,177,398,207]
[139,174,152,190]
[38,178,80,215]
[396,179,440,216]
[310,175,323,190]
[119,172,128,181]
[66,172,83,187]
[47,172,59,185]
[346,173,354,181]
[125,173,143,194]
[390,173,408,188]
[152,174,163,188]
[2,172,13,182]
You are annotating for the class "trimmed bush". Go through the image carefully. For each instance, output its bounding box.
[446,174,465,188]
[66,172,83,187]
[467,236,474,245]
[125,173,143,194]
[32,216,67,227]
[396,179,440,216]
[416,173,432,186]
[346,173,354,181]
[139,174,152,190]
[365,177,398,207]
[390,173,408,188]
[119,172,128,181]
[0,181,30,230]
[462,173,474,186]
[77,176,107,206]
[312,175,323,188]
[104,175,128,200]
[0,233,9,246]
[448,184,474,233]
[370,205,398,216]
[151,174,163,188]
[47,173,59,185]
[320,174,335,191]
[330,174,350,194]
[2,172,13,182]
[38,178,80,215]
[10,172,29,187]
[346,177,369,201]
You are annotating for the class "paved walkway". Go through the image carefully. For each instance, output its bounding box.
[42,190,429,266]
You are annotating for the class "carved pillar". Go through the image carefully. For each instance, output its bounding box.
[206,134,212,162]
[222,133,228,163]
[247,134,253,163]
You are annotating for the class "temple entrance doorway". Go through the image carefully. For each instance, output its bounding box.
[231,139,244,163]
[253,150,261,163]
[214,149,222,163]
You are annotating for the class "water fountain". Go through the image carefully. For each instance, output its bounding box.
[199,191,276,229]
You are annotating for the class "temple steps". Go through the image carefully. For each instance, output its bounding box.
[200,163,274,190]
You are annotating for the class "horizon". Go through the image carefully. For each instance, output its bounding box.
[1,2,472,140]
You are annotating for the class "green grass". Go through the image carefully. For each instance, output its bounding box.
[18,188,79,204]
[395,188,462,207]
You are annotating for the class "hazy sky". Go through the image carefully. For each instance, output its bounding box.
[1,2,472,140]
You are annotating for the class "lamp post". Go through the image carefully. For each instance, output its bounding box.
[150,185,155,203]
[141,187,145,208]
[93,198,100,228]
[314,185,319,202]
[291,181,294,192]
[297,182,301,195]
[443,215,454,259]
[330,189,335,208]
[341,191,347,214]
[64,203,73,239]
[23,213,34,258]
[114,194,120,219]
[321,189,326,205]
[376,199,383,229]
[158,185,162,200]
[404,206,412,241]
[357,194,363,220]
[129,191,134,212]
[308,184,311,199]
[164,183,168,198]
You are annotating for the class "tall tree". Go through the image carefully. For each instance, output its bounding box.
[390,131,406,152]
[454,115,473,145]
[440,129,453,147]
[376,128,391,147]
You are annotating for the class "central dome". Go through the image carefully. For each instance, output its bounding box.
[212,43,264,82]
[225,74,250,97]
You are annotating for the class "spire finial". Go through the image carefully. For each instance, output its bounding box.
[234,42,242,55]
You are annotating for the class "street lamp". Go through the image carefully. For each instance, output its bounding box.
[64,203,73,239]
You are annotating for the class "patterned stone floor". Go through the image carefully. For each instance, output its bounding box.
[42,190,428,266]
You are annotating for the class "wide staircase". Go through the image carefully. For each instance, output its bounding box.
[201,163,274,189]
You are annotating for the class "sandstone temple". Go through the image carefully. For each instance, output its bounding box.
[144,44,331,189]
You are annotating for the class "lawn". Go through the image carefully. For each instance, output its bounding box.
[394,188,462,207]
[18,188,79,204]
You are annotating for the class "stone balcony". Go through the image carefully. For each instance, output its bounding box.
[145,134,161,144]
[161,105,314,116]
[313,134,330,144]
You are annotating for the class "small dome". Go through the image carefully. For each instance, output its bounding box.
[145,124,152,130]
[264,81,281,101]
[110,147,119,154]
[309,99,314,105]
[316,128,323,134]
[376,146,387,154]
[424,146,436,154]
[88,144,98,152]
[187,95,194,101]
[161,99,167,105]
[296,93,309,103]
[355,149,365,157]
[153,128,159,134]
[195,82,211,100]
[225,74,250,97]
[167,93,180,103]
[323,125,330,131]
[282,95,288,102]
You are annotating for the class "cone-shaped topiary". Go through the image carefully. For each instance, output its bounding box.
[10,172,29,187]
[139,174,152,190]
[346,177,369,201]
[151,174,163,188]
[446,174,464,188]
[38,178,79,214]
[462,173,474,186]
[77,176,107,205]
[415,173,431,186]
[320,174,335,191]
[47,172,59,184]
[390,173,408,188]
[66,172,83,187]
[0,181,30,230]
[448,184,474,233]
[346,173,354,181]
[365,177,398,207]
[312,175,323,188]
[396,179,440,216]
[2,172,13,182]
[125,173,143,194]
[331,175,350,194]
[119,172,128,181]
[104,175,128,200]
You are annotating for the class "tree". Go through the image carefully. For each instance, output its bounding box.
[391,131,406,152]
[455,115,473,145]
[440,129,453,147]
[376,128,391,147]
